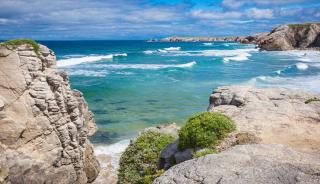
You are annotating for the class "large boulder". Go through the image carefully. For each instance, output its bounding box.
[0,41,99,183]
[208,86,320,153]
[153,144,320,184]
[257,23,320,51]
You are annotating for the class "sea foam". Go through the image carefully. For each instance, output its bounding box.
[295,63,309,70]
[203,43,213,46]
[57,53,127,67]
[97,61,196,70]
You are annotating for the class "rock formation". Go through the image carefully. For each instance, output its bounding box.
[0,42,99,183]
[159,36,244,42]
[257,23,320,50]
[154,86,320,183]
[154,144,320,184]
[208,86,320,153]
[158,23,320,51]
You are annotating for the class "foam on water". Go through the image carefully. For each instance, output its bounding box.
[247,74,320,93]
[94,139,130,182]
[66,69,108,77]
[223,52,252,62]
[96,61,196,70]
[57,55,114,67]
[163,47,181,51]
[295,63,309,70]
[58,53,128,67]
[203,43,213,46]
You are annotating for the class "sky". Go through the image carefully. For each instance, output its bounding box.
[0,0,319,40]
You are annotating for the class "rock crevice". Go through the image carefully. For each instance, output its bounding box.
[0,43,99,183]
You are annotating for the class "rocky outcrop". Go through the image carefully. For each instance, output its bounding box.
[158,23,320,51]
[256,23,320,51]
[153,144,320,184]
[159,36,245,42]
[208,86,320,153]
[0,42,99,183]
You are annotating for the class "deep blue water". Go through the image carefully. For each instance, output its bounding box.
[39,40,320,144]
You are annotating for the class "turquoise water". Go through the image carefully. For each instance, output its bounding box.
[40,41,320,144]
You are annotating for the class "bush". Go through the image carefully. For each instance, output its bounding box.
[178,112,235,150]
[118,130,175,184]
[1,39,40,53]
[305,97,320,104]
[193,148,217,158]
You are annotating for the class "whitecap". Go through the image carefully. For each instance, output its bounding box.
[295,63,308,70]
[143,50,156,54]
[247,74,320,93]
[203,43,213,46]
[97,61,196,70]
[66,69,108,77]
[223,52,251,62]
[163,47,181,51]
[58,55,113,67]
[113,53,128,57]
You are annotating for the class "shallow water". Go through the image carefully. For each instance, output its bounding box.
[40,40,320,144]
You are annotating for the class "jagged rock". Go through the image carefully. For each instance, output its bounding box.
[0,43,100,183]
[208,86,320,153]
[257,23,320,51]
[153,144,320,184]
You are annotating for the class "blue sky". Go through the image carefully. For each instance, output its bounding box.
[0,0,319,40]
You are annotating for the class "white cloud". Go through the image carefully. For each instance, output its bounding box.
[246,8,274,19]
[191,10,242,20]
[222,0,312,9]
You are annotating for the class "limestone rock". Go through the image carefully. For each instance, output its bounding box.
[208,86,320,153]
[0,43,100,183]
[153,144,320,184]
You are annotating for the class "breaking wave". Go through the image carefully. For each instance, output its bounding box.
[97,61,196,70]
[58,53,127,67]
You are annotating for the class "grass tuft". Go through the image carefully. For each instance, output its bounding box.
[1,39,40,53]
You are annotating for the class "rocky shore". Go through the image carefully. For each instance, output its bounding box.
[153,86,320,183]
[0,40,100,183]
[157,23,320,51]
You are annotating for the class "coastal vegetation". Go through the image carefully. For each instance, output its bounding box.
[178,112,236,150]
[0,39,40,53]
[305,97,320,104]
[118,130,175,184]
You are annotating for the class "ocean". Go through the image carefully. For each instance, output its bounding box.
[39,40,320,175]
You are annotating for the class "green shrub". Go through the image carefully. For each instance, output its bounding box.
[178,112,235,150]
[305,97,320,104]
[118,130,175,184]
[193,148,217,158]
[1,39,40,53]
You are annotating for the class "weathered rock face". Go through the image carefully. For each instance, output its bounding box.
[0,43,99,183]
[159,36,244,42]
[257,23,320,51]
[208,86,320,153]
[153,144,320,184]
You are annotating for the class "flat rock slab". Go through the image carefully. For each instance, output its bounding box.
[154,144,320,184]
[208,86,320,153]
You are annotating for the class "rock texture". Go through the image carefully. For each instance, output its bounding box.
[257,23,320,51]
[153,144,320,184]
[159,36,244,42]
[208,86,320,153]
[158,23,320,51]
[0,43,99,183]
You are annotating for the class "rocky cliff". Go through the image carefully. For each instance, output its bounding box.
[0,40,100,183]
[154,86,320,184]
[158,23,320,51]
[244,23,320,50]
